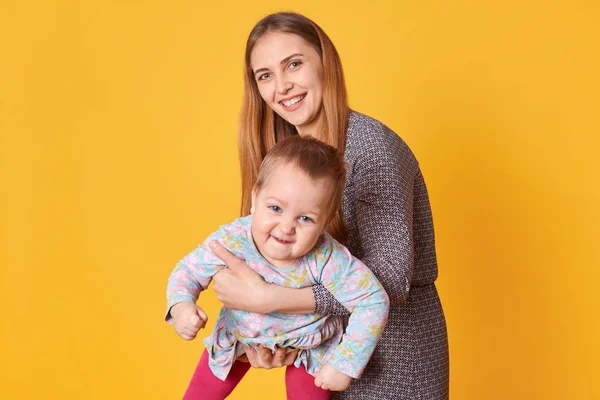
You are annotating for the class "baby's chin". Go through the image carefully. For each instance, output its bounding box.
[267,256,296,269]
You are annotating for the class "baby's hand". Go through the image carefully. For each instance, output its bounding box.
[314,363,353,391]
[169,302,208,341]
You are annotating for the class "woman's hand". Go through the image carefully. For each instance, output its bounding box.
[210,241,273,313]
[237,345,297,369]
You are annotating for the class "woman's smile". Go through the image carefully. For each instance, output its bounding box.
[279,93,307,111]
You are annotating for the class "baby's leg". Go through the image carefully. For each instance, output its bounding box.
[183,349,250,400]
[285,365,331,400]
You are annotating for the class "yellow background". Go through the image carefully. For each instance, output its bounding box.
[1,1,599,399]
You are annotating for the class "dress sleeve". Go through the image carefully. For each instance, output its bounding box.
[317,241,389,378]
[351,139,417,305]
[164,231,228,322]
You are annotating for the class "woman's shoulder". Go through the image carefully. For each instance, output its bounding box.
[346,110,418,166]
[347,110,385,132]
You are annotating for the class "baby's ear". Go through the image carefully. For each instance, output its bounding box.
[327,210,338,225]
[250,189,257,214]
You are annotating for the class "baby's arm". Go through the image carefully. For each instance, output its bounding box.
[169,302,208,340]
[165,231,229,339]
[314,239,390,388]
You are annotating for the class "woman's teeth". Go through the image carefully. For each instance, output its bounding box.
[282,95,305,107]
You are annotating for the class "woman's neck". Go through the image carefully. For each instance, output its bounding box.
[295,111,324,139]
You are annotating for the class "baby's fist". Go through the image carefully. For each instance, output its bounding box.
[170,302,208,341]
[314,363,352,391]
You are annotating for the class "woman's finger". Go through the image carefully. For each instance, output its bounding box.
[236,354,249,363]
[241,344,295,369]
[272,346,287,366]
[209,241,245,270]
[243,345,260,367]
[258,345,273,365]
[283,349,298,366]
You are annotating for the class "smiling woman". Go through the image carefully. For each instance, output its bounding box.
[206,11,450,400]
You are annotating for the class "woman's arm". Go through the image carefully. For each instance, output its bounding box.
[350,130,418,305]
[209,241,316,314]
[312,285,351,316]
[210,241,350,315]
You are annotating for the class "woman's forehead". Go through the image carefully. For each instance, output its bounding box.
[250,32,315,69]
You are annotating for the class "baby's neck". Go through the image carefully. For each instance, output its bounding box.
[260,252,297,269]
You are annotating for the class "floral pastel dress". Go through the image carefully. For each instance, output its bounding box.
[166,215,389,381]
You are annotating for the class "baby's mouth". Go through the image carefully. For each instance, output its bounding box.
[271,235,293,244]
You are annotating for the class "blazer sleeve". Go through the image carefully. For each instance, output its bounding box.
[312,284,351,316]
[350,137,417,305]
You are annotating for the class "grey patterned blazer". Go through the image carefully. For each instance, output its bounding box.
[312,111,449,399]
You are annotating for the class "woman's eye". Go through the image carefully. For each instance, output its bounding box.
[269,206,281,212]
[258,73,270,81]
[289,61,301,69]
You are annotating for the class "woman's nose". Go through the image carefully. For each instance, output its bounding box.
[276,78,293,94]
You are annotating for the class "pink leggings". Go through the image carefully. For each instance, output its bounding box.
[182,350,330,400]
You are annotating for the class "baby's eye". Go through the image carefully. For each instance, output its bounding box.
[299,216,314,223]
[269,205,282,212]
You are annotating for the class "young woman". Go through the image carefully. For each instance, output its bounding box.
[197,12,449,399]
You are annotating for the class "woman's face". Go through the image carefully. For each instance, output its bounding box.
[250,31,324,137]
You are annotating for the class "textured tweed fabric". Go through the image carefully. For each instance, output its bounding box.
[312,111,449,399]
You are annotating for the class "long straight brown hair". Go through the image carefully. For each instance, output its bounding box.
[239,12,350,242]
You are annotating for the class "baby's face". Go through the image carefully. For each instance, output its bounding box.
[251,162,333,268]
